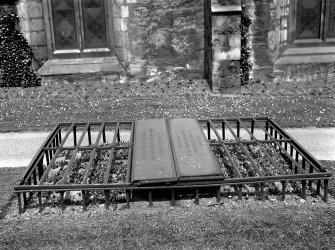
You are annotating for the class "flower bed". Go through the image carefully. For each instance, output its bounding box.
[38,142,129,205]
[212,141,301,193]
[28,139,306,207]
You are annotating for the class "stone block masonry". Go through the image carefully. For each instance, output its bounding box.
[115,0,205,80]
[17,0,47,69]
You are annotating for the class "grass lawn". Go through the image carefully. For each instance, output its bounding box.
[0,161,334,249]
[0,79,334,132]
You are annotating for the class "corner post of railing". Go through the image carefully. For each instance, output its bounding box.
[38,192,43,213]
[216,187,221,203]
[126,190,130,209]
[195,189,199,205]
[17,193,22,214]
[281,181,286,201]
[323,180,328,202]
[148,191,153,207]
[301,180,307,200]
[171,190,176,206]
[104,190,110,210]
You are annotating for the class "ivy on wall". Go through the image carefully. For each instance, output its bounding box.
[240,4,252,85]
[0,13,41,87]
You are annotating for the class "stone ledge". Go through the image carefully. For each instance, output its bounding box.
[211,4,242,13]
[276,47,335,65]
[38,57,124,76]
[276,54,335,65]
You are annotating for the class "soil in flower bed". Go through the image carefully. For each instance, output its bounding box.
[26,140,317,207]
[212,141,302,194]
[30,142,129,206]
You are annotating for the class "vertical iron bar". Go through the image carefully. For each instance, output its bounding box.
[207,122,211,140]
[59,130,62,144]
[222,122,225,140]
[323,180,328,202]
[295,151,299,174]
[171,190,176,206]
[126,122,135,183]
[60,191,65,211]
[149,191,153,207]
[126,190,130,209]
[265,121,269,140]
[195,189,199,205]
[290,145,294,171]
[301,180,307,199]
[260,183,265,200]
[55,132,59,147]
[33,169,37,185]
[23,193,28,208]
[216,187,221,203]
[73,125,77,146]
[17,193,22,214]
[38,192,43,212]
[302,158,306,170]
[238,185,242,200]
[281,181,286,201]
[102,125,106,143]
[82,191,87,211]
[117,128,121,143]
[45,150,50,166]
[38,158,44,180]
[250,120,254,140]
[105,190,110,210]
[317,180,321,195]
[308,164,313,188]
[237,120,240,138]
[88,125,92,145]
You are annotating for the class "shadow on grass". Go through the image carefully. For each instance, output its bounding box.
[0,193,17,220]
[0,167,26,219]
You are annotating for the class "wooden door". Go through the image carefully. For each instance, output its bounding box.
[44,0,114,59]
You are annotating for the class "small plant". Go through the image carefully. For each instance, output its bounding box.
[0,13,41,87]
[240,4,252,85]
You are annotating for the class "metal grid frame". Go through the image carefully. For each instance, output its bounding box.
[14,117,332,213]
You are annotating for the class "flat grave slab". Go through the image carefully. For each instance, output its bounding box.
[132,119,177,184]
[168,119,224,181]
[132,118,224,184]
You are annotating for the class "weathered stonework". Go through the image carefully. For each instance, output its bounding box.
[2,0,334,91]
[16,0,47,69]
[118,0,205,79]
[210,0,241,93]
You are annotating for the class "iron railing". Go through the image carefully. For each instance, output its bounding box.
[14,117,331,213]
